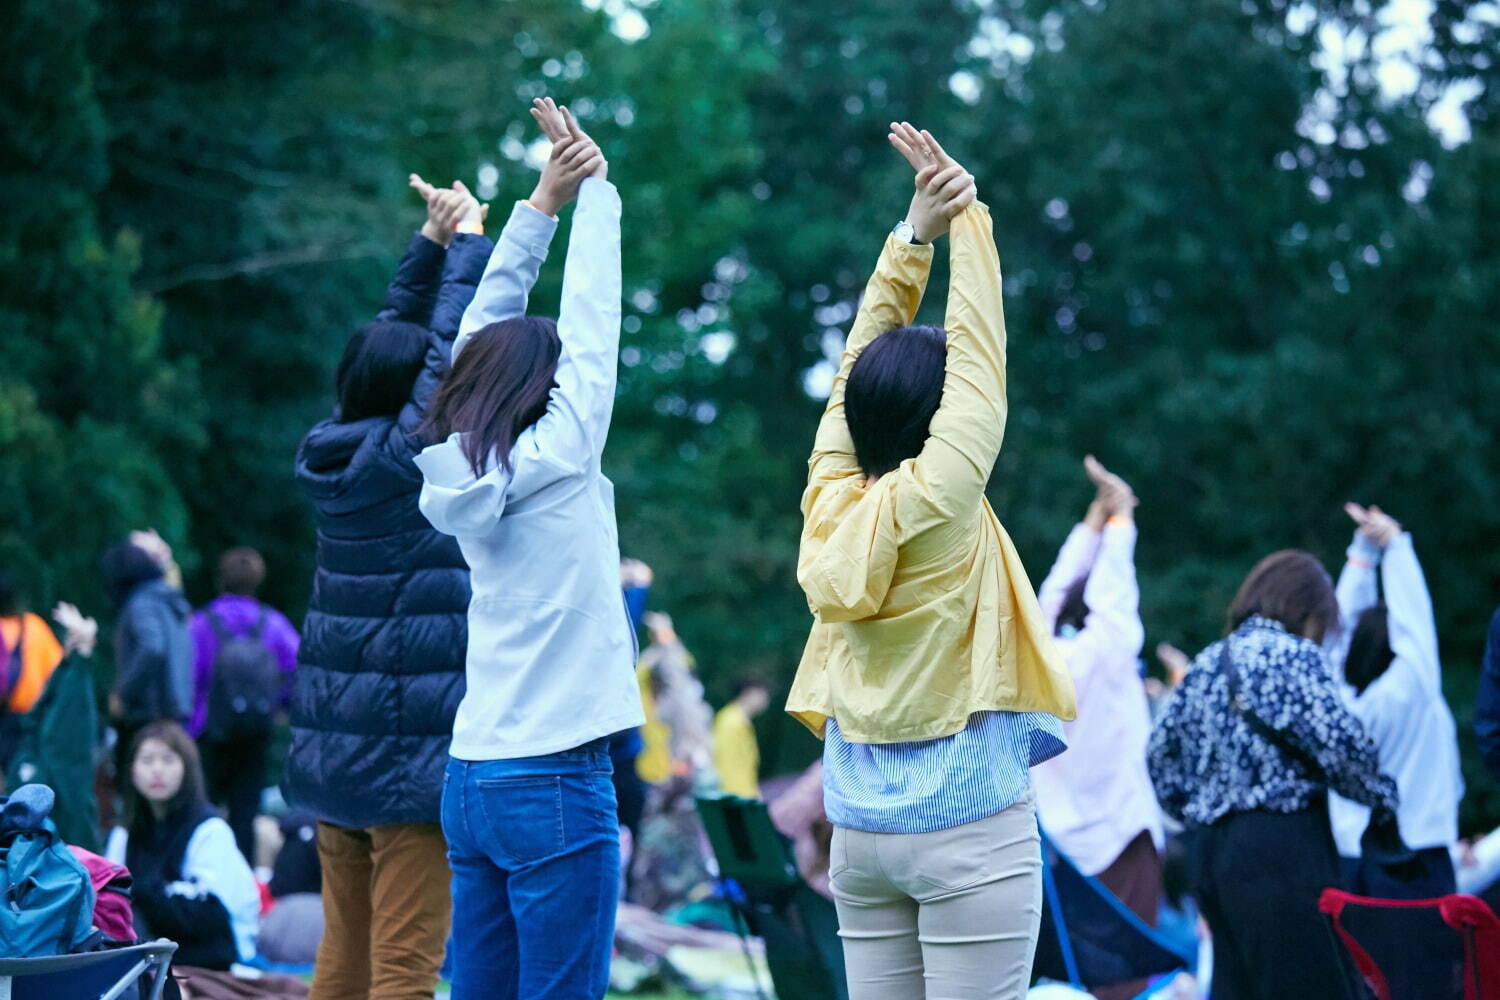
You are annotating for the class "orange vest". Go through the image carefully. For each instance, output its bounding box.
[0,613,64,714]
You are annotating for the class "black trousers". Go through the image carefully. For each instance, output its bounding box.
[200,732,270,864]
[1190,805,1357,1000]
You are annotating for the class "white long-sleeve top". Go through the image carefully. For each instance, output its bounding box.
[415,180,644,760]
[106,817,260,963]
[1328,531,1463,855]
[1030,520,1163,875]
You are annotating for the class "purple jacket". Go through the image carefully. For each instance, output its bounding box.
[188,595,300,738]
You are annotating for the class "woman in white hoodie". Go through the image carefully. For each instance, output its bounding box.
[1329,502,1463,897]
[1030,457,1163,1000]
[414,99,645,1000]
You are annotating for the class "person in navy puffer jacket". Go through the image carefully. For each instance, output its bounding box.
[283,176,490,1000]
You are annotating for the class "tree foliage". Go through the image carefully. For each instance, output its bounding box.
[2,0,1496,827]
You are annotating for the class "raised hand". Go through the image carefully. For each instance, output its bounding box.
[1156,642,1191,687]
[1344,502,1402,548]
[53,601,98,657]
[530,97,569,144]
[889,123,974,242]
[888,121,959,173]
[528,134,605,218]
[560,106,608,180]
[411,174,487,245]
[903,163,976,243]
[1084,454,1138,519]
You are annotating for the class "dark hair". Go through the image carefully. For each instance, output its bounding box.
[123,721,210,833]
[0,573,18,618]
[421,317,561,476]
[844,325,947,479]
[731,673,772,700]
[1226,549,1338,643]
[1344,603,1395,693]
[217,547,266,597]
[1055,576,1090,636]
[100,543,163,608]
[336,319,430,423]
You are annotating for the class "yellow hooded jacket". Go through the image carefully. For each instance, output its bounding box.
[786,202,1076,743]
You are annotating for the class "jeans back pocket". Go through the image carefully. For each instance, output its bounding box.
[475,775,566,864]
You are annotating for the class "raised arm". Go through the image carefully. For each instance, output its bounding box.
[398,182,495,428]
[544,173,621,458]
[452,205,557,361]
[804,234,934,483]
[1335,532,1381,641]
[1074,518,1146,662]
[1380,531,1442,698]
[501,113,620,494]
[908,196,1007,518]
[1038,524,1101,629]
[379,176,475,326]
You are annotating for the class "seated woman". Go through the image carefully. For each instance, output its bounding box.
[106,721,260,970]
[785,123,1076,999]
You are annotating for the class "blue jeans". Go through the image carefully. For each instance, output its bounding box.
[442,741,620,1000]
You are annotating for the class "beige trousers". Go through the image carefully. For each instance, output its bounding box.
[829,791,1043,1000]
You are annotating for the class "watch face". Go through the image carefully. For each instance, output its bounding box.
[893,221,916,242]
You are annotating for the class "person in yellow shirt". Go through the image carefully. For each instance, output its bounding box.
[785,123,1075,1000]
[712,675,770,800]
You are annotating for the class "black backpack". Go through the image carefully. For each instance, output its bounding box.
[204,609,280,739]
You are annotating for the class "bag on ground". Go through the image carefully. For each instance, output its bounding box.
[0,784,98,956]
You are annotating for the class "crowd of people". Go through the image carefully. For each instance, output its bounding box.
[3,98,1500,1000]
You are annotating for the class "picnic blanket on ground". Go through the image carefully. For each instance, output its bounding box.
[174,966,309,1000]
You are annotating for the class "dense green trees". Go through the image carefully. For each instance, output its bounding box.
[2,0,1496,826]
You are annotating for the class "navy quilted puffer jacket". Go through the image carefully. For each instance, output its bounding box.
[283,230,491,828]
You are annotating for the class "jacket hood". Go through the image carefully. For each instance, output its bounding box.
[414,435,511,538]
[297,416,395,491]
[128,578,192,620]
[798,474,899,623]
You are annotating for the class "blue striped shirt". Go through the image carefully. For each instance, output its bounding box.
[824,711,1067,834]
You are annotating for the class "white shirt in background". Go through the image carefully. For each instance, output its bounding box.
[106,817,260,963]
[1329,532,1463,856]
[1031,520,1164,876]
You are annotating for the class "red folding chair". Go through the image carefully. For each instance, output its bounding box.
[1319,888,1500,1000]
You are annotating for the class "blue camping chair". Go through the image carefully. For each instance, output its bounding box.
[0,939,177,1000]
[1033,828,1195,996]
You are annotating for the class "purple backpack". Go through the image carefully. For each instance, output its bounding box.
[68,845,135,943]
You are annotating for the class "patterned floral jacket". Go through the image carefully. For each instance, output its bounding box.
[1148,615,1398,827]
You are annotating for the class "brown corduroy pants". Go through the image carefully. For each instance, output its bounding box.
[309,822,451,1000]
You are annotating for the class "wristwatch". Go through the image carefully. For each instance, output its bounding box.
[892,220,921,245]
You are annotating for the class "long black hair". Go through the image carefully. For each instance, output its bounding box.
[421,316,561,476]
[1344,603,1395,693]
[844,325,947,479]
[336,319,429,422]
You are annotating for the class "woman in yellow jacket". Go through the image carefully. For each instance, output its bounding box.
[786,124,1075,1000]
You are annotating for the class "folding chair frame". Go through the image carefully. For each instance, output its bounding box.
[1318,888,1497,1000]
[0,938,177,1000]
